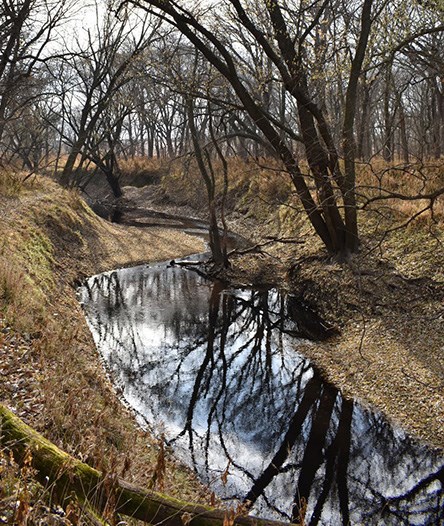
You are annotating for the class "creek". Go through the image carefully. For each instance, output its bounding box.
[78,214,444,525]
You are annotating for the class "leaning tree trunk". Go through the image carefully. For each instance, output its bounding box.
[0,404,295,526]
[102,150,123,198]
[61,136,85,187]
[104,169,123,198]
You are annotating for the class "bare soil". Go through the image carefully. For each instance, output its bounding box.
[226,250,444,449]
[221,230,444,450]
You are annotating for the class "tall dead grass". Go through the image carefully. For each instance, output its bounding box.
[0,257,38,332]
[0,169,43,198]
[0,174,210,523]
[0,170,25,198]
[0,216,53,333]
[356,159,444,225]
[158,155,444,238]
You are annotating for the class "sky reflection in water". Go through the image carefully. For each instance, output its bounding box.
[79,262,444,525]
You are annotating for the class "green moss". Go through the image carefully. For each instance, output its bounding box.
[22,229,54,293]
[0,226,55,330]
[1,404,290,526]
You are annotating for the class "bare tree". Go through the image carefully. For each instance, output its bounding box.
[118,0,444,257]
[119,0,378,257]
[0,0,73,164]
[48,0,161,195]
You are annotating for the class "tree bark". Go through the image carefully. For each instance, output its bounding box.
[341,0,373,254]
[0,404,294,526]
[186,97,227,266]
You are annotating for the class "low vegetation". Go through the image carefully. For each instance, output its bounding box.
[0,173,208,525]
[160,156,444,253]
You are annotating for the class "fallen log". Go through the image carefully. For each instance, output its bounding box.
[0,404,295,526]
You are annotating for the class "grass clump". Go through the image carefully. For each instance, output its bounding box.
[22,229,55,292]
[0,171,25,198]
[1,208,55,330]
[0,169,43,198]
[0,223,54,333]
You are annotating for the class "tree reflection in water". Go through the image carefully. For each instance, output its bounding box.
[79,263,444,525]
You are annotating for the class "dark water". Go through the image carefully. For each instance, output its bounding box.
[79,261,444,525]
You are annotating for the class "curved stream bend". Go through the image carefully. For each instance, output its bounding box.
[79,256,444,526]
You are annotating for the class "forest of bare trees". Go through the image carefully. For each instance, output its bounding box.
[2,3,444,525]
[1,0,443,256]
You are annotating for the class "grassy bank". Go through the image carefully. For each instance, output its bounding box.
[0,172,207,524]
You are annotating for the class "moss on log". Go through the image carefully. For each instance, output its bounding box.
[0,404,295,525]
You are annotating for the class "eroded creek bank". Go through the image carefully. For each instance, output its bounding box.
[79,207,444,525]
[93,188,444,450]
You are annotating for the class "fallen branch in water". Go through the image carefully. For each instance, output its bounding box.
[170,259,203,266]
[0,404,295,526]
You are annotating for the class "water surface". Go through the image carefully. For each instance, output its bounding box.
[79,261,444,525]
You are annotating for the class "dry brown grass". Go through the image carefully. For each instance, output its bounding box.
[0,175,207,523]
[162,156,293,223]
[356,159,444,224]
[0,170,26,198]
[159,156,444,256]
[162,153,442,212]
[0,167,45,196]
[119,156,168,187]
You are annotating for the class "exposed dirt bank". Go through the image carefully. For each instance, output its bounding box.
[0,177,208,523]
[120,183,444,450]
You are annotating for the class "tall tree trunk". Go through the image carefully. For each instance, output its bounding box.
[357,81,371,161]
[104,169,123,198]
[382,66,394,163]
[341,0,373,254]
[439,79,444,156]
[297,102,346,251]
[398,97,409,163]
[431,81,442,159]
[186,97,227,267]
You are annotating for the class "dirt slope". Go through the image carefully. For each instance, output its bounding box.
[122,182,444,450]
